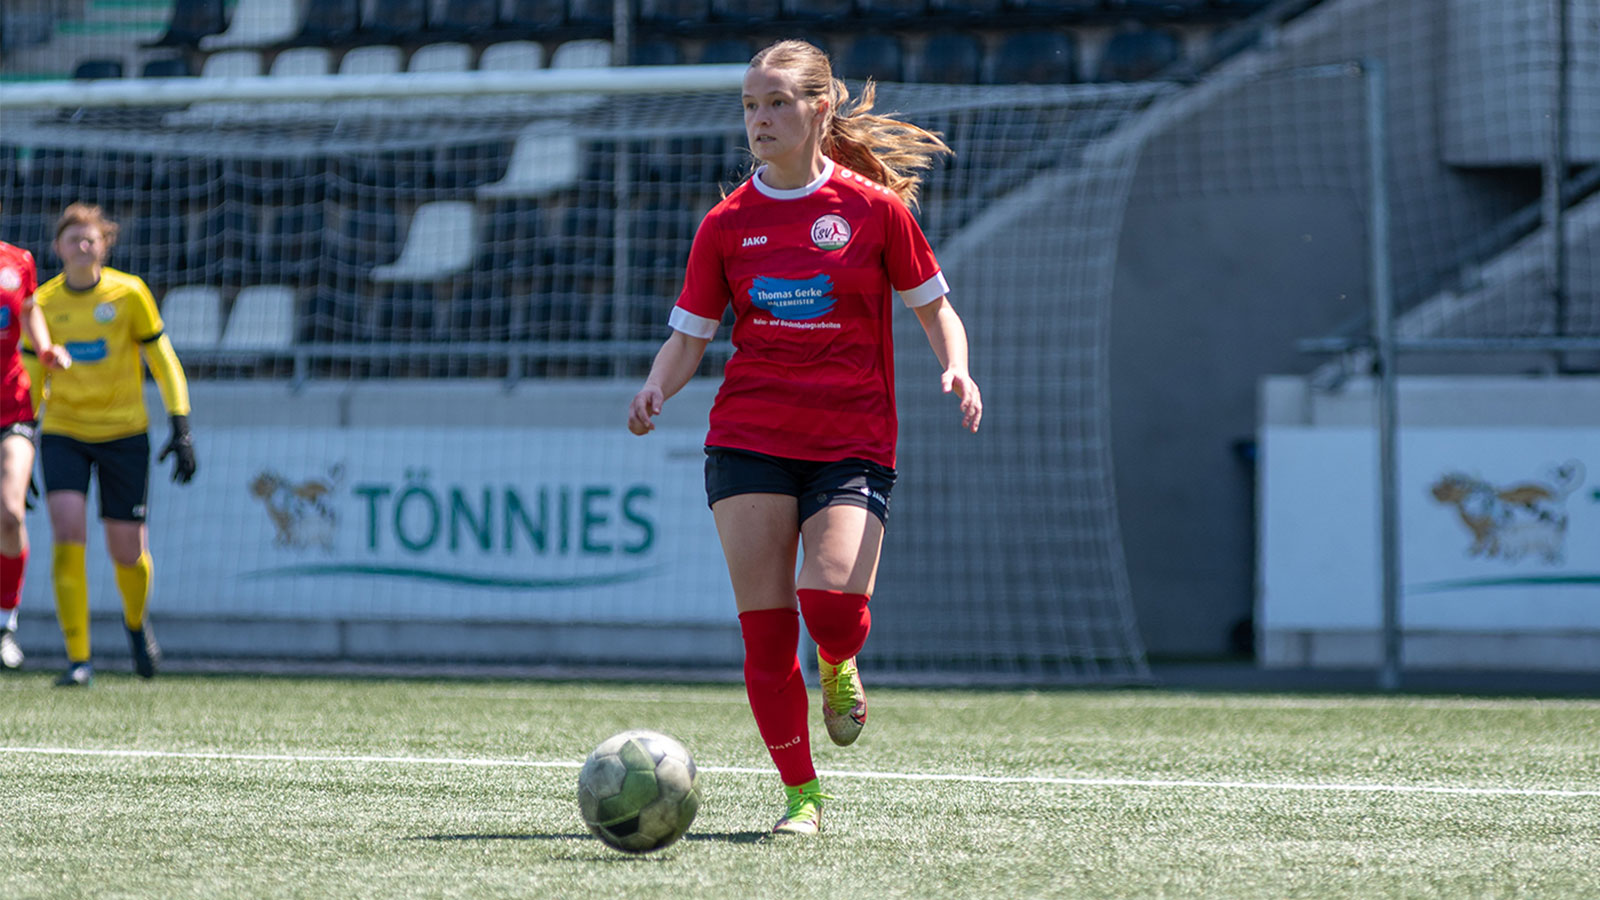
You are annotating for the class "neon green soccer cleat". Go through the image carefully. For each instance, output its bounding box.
[817,651,866,746]
[772,779,830,835]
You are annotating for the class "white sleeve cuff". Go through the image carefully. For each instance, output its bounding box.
[668,306,721,339]
[898,271,949,308]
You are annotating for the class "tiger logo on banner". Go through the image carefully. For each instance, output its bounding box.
[249,464,346,552]
[1429,460,1585,564]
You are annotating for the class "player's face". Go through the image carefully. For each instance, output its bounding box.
[742,65,822,167]
[56,223,107,269]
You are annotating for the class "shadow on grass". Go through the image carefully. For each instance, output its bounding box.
[407,830,769,845]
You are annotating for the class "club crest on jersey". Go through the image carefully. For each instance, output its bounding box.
[0,267,20,291]
[93,302,116,323]
[810,215,852,250]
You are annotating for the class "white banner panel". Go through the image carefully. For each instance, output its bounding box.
[1262,427,1600,631]
[22,426,733,624]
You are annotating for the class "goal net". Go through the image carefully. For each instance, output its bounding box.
[1,69,1162,682]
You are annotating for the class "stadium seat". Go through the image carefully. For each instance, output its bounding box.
[433,0,500,39]
[371,201,477,282]
[550,39,613,68]
[780,0,854,21]
[292,0,361,46]
[700,37,755,65]
[1210,0,1274,12]
[631,39,684,66]
[143,0,226,48]
[1115,0,1206,18]
[193,204,261,289]
[836,34,906,83]
[566,0,614,27]
[1095,28,1182,81]
[915,30,983,84]
[477,123,582,198]
[984,30,1078,83]
[159,286,224,347]
[709,0,780,23]
[475,199,542,274]
[339,44,404,74]
[302,290,367,343]
[640,0,712,29]
[120,206,188,288]
[263,205,326,287]
[927,0,1006,19]
[200,49,263,77]
[72,59,125,80]
[363,0,430,43]
[408,42,474,72]
[478,40,545,70]
[503,0,566,30]
[220,285,297,350]
[269,46,333,76]
[140,57,196,78]
[1008,0,1104,14]
[199,0,299,49]
[372,285,439,342]
[857,0,928,23]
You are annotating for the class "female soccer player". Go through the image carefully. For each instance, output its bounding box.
[2,222,69,670]
[627,40,982,835]
[28,203,197,687]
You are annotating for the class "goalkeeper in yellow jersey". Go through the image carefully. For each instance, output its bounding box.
[25,204,197,687]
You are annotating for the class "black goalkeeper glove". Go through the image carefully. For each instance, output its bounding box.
[158,414,197,484]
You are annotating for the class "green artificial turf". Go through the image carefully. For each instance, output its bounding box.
[2,674,1597,899]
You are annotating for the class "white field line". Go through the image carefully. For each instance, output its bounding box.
[2,745,1597,799]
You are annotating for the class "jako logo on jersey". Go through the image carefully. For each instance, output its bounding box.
[811,215,852,250]
[0,267,20,291]
[741,235,767,247]
[93,302,116,324]
[751,274,836,320]
[64,338,108,362]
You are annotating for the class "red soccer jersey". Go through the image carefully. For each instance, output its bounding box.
[0,241,39,427]
[671,159,948,467]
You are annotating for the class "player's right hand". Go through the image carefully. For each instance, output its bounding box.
[628,385,664,435]
[38,345,72,370]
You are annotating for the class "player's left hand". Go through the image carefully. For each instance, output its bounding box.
[158,414,198,484]
[942,367,983,433]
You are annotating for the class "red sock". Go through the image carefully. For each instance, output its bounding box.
[0,547,24,612]
[798,589,871,666]
[738,608,815,787]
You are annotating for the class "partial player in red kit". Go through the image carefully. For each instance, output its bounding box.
[628,40,982,835]
[1,224,70,670]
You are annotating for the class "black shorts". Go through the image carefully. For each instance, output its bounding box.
[40,433,151,522]
[0,420,37,443]
[704,446,897,526]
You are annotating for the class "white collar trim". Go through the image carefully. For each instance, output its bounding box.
[751,158,835,200]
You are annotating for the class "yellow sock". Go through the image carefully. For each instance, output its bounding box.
[115,552,153,630]
[53,543,90,663]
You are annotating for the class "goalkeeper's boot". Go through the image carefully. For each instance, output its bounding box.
[127,623,161,679]
[0,628,22,670]
[772,779,829,835]
[818,651,866,747]
[55,661,93,687]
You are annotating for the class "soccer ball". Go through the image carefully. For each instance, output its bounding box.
[577,729,701,854]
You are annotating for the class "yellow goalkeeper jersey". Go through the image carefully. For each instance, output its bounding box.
[27,267,191,443]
